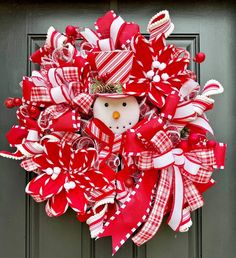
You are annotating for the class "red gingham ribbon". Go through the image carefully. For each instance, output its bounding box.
[22,66,92,114]
[132,168,171,245]
[132,147,215,245]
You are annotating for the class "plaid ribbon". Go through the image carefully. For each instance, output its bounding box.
[132,147,215,245]
[124,117,217,245]
[132,168,171,245]
[98,170,158,255]
[22,66,92,114]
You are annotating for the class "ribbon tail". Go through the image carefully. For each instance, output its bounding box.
[132,168,172,246]
[184,178,204,211]
[97,170,157,255]
[0,150,25,160]
[167,166,184,231]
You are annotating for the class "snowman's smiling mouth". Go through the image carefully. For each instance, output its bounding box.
[109,122,133,131]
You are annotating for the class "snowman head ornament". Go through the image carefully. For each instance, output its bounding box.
[93,94,140,134]
[91,50,141,134]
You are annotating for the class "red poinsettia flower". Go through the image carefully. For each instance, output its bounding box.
[123,34,192,108]
[25,141,114,217]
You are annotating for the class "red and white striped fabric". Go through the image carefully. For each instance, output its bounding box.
[147,10,174,41]
[202,79,224,97]
[0,125,44,159]
[132,168,171,245]
[46,26,67,50]
[179,207,192,232]
[192,95,214,115]
[93,50,134,84]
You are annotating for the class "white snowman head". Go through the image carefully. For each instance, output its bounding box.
[93,95,140,134]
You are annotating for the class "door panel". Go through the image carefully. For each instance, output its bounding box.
[0,1,235,258]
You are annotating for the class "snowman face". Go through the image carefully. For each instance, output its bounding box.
[93,96,140,134]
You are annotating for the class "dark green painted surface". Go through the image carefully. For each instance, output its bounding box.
[0,1,235,258]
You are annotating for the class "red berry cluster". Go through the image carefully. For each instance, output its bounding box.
[4,97,22,109]
[4,97,41,119]
[27,106,41,119]
[124,164,137,188]
[97,72,111,83]
[178,133,216,151]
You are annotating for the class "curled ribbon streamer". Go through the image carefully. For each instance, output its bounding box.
[0,123,43,159]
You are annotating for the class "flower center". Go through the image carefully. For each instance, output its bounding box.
[64,181,76,190]
[146,60,169,82]
[45,167,61,180]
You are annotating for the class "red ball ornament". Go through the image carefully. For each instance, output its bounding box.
[28,106,41,119]
[13,97,22,106]
[193,52,206,64]
[207,140,216,148]
[189,133,200,145]
[178,140,189,152]
[65,25,77,37]
[124,177,135,188]
[129,164,137,172]
[4,98,15,109]
[77,212,90,223]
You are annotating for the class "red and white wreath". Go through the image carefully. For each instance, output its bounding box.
[1,10,226,254]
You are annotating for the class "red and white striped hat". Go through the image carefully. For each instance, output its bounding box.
[91,50,134,98]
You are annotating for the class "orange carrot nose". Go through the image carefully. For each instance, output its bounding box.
[113,111,120,119]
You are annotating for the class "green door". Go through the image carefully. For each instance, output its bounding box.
[0,1,235,258]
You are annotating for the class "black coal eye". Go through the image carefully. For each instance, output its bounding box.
[104,103,109,107]
[122,102,127,107]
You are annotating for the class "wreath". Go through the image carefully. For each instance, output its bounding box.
[1,10,226,254]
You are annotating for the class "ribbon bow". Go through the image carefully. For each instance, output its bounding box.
[153,148,202,231]
[132,135,221,246]
[23,63,93,114]
[80,10,139,52]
